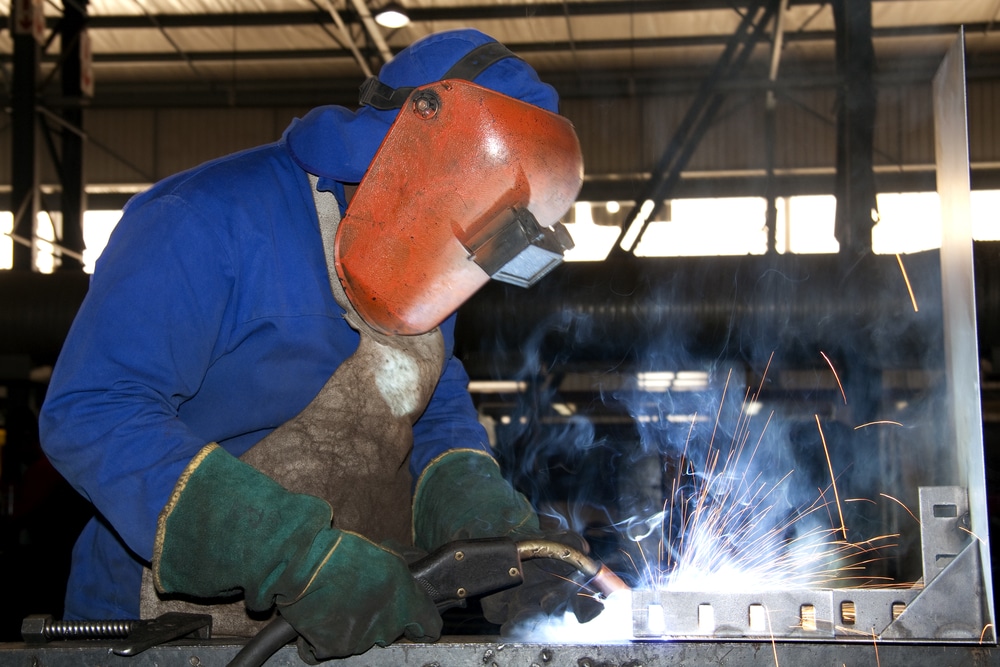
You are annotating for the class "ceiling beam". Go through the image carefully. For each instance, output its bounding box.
[347,0,393,65]
[4,23,993,69]
[317,0,375,78]
[15,0,937,31]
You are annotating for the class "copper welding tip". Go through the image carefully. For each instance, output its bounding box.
[514,539,631,597]
[590,564,631,596]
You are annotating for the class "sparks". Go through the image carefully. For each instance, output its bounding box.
[816,415,848,541]
[754,350,775,401]
[854,420,903,430]
[820,351,848,405]
[879,493,920,525]
[767,605,780,667]
[632,411,893,594]
[959,525,988,546]
[540,361,908,645]
[895,253,919,313]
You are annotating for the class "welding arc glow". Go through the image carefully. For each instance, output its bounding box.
[500,589,635,643]
[518,360,900,643]
[625,365,895,597]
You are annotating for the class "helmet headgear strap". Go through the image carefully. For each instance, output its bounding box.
[358,41,520,110]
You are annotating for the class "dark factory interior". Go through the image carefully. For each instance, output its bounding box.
[2,1,1000,665]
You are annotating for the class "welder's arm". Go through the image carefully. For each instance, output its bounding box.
[155,443,442,662]
[409,326,603,628]
[408,315,536,547]
[39,196,237,567]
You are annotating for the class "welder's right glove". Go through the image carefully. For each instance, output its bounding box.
[411,449,604,633]
[153,443,442,662]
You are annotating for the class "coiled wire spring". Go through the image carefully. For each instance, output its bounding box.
[22,615,137,642]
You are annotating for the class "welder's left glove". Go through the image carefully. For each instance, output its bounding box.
[412,448,539,550]
[412,449,604,632]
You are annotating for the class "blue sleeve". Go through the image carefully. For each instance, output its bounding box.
[39,193,235,562]
[409,314,493,479]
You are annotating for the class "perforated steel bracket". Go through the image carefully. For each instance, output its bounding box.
[632,486,993,643]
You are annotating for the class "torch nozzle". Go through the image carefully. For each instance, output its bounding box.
[515,539,630,597]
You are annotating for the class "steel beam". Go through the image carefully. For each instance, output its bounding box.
[614,0,779,255]
[10,14,40,270]
[57,0,87,271]
[832,0,878,257]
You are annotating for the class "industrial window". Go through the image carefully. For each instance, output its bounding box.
[560,190,1000,261]
[2,191,999,271]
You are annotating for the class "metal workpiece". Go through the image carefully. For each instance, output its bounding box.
[0,637,999,667]
[632,486,994,643]
[632,586,925,641]
[918,486,975,587]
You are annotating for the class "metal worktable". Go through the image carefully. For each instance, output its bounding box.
[0,636,998,667]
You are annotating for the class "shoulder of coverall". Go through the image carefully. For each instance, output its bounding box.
[282,27,560,184]
[122,141,290,214]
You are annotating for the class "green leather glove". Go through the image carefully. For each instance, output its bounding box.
[153,444,442,661]
[411,449,603,632]
[411,448,539,552]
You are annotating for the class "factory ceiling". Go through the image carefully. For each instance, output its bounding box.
[2,0,1000,109]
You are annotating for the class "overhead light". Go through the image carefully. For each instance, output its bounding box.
[467,380,526,393]
[374,3,410,28]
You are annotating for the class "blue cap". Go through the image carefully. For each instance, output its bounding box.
[377,29,558,113]
[285,29,559,182]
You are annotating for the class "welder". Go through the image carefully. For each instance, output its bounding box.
[38,28,587,662]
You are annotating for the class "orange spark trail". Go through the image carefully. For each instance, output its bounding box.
[765,606,779,667]
[981,624,994,644]
[820,351,847,404]
[959,525,988,546]
[754,350,775,401]
[816,415,848,540]
[895,253,919,312]
[708,369,733,449]
[854,420,903,429]
[879,493,920,525]
[872,627,881,667]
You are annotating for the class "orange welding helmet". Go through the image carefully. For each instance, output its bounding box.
[335,42,583,336]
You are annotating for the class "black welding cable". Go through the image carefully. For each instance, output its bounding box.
[227,538,628,667]
[226,616,297,667]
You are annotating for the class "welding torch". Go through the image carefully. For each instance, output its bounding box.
[228,536,628,667]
